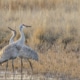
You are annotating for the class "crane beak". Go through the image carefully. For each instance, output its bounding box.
[25,25,31,28]
[23,24,31,27]
[8,27,15,32]
[8,27,13,31]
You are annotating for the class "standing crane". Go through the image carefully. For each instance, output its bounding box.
[0,24,38,80]
[8,26,38,80]
[0,24,31,80]
[5,27,16,80]
[0,40,19,79]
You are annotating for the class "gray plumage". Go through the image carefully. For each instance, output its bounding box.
[0,44,18,64]
[8,27,16,44]
[4,27,17,80]
[0,24,29,64]
[0,24,39,80]
[19,45,38,61]
[7,25,38,80]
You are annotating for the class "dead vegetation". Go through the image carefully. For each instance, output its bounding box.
[0,0,80,79]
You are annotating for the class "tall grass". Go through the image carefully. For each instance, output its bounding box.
[0,0,79,11]
[0,0,62,10]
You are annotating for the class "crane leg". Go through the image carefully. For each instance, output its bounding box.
[28,59,33,80]
[21,58,23,80]
[28,60,33,72]
[5,61,8,79]
[12,59,15,80]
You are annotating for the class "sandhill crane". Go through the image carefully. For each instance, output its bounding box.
[0,24,31,80]
[0,42,19,68]
[8,27,38,80]
[13,24,31,47]
[5,27,16,80]
[0,24,30,63]
[0,24,38,80]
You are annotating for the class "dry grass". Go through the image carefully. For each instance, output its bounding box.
[0,0,80,79]
[0,0,80,11]
[0,0,63,10]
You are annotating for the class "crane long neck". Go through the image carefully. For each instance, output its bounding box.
[19,29,25,44]
[9,32,15,44]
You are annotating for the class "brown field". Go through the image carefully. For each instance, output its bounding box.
[0,0,80,79]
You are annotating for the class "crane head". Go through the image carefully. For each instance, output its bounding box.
[8,27,16,34]
[20,24,31,30]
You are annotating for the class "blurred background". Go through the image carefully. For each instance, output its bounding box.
[0,0,80,79]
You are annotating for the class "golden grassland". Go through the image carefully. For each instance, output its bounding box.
[0,0,80,79]
[0,0,68,10]
[0,0,80,11]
